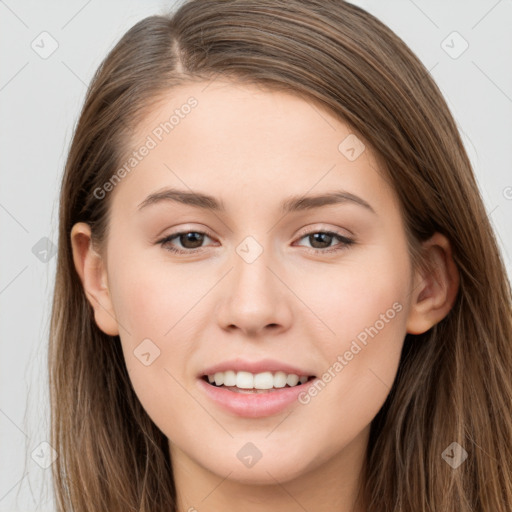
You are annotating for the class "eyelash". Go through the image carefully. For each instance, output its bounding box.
[157,229,355,255]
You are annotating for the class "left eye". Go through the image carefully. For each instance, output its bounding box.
[295,231,354,253]
[157,230,354,254]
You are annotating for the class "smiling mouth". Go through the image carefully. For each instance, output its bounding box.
[201,374,316,393]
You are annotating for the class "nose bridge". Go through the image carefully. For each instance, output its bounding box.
[234,236,274,294]
[216,234,292,334]
[232,234,279,307]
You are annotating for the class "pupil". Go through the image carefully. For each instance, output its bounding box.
[310,233,332,248]
[181,232,203,248]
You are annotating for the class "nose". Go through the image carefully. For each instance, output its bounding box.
[215,244,293,337]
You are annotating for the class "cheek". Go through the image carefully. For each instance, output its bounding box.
[107,256,203,437]
[106,248,200,395]
[299,243,409,348]
[108,244,206,339]
[297,246,410,432]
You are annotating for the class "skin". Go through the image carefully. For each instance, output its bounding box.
[71,80,459,512]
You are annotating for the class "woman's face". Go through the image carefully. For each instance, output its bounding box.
[84,80,420,486]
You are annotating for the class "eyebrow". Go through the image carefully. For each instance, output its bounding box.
[137,187,376,215]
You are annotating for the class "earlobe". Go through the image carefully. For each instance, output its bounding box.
[70,222,119,336]
[406,232,460,335]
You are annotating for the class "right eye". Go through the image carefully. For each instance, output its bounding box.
[157,230,216,254]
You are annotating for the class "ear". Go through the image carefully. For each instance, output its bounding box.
[406,232,460,335]
[70,222,119,336]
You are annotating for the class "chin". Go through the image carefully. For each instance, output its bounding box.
[200,447,315,485]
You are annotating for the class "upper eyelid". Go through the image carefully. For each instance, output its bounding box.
[160,227,350,239]
[295,223,354,238]
[160,222,353,239]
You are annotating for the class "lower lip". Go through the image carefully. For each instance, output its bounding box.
[197,377,317,418]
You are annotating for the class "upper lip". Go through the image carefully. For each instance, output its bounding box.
[199,358,316,378]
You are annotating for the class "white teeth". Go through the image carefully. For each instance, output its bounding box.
[287,374,300,386]
[253,372,274,389]
[274,371,287,388]
[205,370,312,389]
[236,371,254,389]
[223,370,236,386]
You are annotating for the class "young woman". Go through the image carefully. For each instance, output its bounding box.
[49,0,512,510]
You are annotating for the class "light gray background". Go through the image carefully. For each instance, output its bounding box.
[1,1,511,510]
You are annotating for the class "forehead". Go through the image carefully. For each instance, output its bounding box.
[110,79,396,217]
[131,79,346,154]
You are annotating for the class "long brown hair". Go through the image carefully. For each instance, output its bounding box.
[49,1,512,510]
